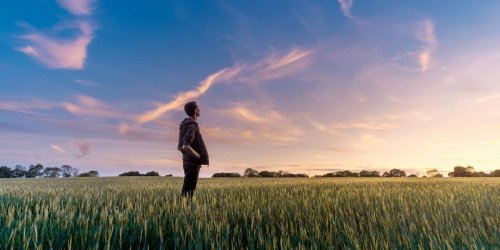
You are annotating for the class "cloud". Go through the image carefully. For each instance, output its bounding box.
[56,0,96,16]
[0,100,58,114]
[414,19,438,71]
[50,144,66,153]
[337,0,354,20]
[260,48,312,72]
[75,140,91,159]
[63,95,119,118]
[228,106,284,124]
[16,0,98,69]
[17,21,96,69]
[332,122,399,130]
[118,123,129,134]
[136,47,312,124]
[116,123,177,142]
[136,67,241,124]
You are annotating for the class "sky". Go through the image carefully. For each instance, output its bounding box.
[2,0,500,177]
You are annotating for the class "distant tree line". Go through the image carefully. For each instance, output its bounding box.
[447,166,499,177]
[212,172,241,177]
[211,166,500,178]
[118,171,161,176]
[317,167,499,178]
[212,168,309,178]
[316,169,406,177]
[0,164,99,178]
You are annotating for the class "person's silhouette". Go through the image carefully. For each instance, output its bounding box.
[178,101,209,198]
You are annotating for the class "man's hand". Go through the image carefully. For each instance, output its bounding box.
[182,145,200,159]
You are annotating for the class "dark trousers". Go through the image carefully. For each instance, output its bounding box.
[181,163,201,198]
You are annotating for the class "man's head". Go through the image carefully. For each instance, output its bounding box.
[184,101,200,118]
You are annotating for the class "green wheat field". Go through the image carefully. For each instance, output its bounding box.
[0,177,498,249]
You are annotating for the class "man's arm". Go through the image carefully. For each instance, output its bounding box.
[182,144,200,159]
[182,123,200,159]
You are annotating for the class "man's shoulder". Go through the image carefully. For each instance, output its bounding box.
[185,122,199,132]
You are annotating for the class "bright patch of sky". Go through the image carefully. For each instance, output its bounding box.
[2,0,500,176]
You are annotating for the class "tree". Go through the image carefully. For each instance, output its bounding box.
[25,164,44,178]
[42,167,61,178]
[70,167,79,177]
[244,168,259,177]
[383,169,406,177]
[282,173,309,177]
[333,170,359,177]
[359,170,380,177]
[290,173,309,177]
[144,171,160,176]
[466,166,475,174]
[12,165,27,178]
[408,174,418,177]
[434,173,443,177]
[471,171,488,177]
[119,171,142,176]
[212,172,241,177]
[448,166,470,177]
[79,170,99,177]
[258,171,276,177]
[426,169,440,177]
[491,169,500,177]
[0,166,13,178]
[61,165,79,177]
[277,170,285,177]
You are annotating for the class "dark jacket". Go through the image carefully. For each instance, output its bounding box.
[178,117,209,165]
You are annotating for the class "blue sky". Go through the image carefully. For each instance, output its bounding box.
[2,0,500,177]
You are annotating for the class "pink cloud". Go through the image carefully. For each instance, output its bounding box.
[414,19,438,71]
[135,47,312,125]
[50,144,66,153]
[228,106,284,124]
[135,67,242,124]
[0,100,58,114]
[337,0,354,20]
[74,140,91,159]
[260,48,312,71]
[56,0,96,16]
[63,95,120,118]
[17,21,96,70]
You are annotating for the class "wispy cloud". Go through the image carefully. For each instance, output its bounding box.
[0,100,58,114]
[136,67,241,124]
[50,144,66,153]
[136,47,312,124]
[17,21,96,69]
[228,106,285,124]
[63,95,119,118]
[337,0,354,20]
[0,95,124,120]
[56,0,96,16]
[260,48,312,72]
[75,140,91,159]
[332,122,399,130]
[16,0,98,69]
[415,19,438,71]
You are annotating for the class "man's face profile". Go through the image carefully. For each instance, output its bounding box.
[195,105,200,117]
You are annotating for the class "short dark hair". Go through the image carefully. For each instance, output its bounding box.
[184,101,197,116]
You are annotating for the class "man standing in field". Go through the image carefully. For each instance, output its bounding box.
[178,101,209,198]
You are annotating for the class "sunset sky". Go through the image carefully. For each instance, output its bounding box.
[2,0,500,177]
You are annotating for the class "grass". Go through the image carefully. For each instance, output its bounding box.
[0,177,498,249]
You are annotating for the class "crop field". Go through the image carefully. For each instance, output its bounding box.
[0,177,498,249]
